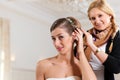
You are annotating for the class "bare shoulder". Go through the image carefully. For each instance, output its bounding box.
[36,56,56,70]
[36,56,57,80]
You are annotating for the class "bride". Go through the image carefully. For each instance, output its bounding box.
[36,17,97,80]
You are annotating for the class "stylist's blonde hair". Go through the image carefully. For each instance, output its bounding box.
[86,0,118,60]
[88,0,117,32]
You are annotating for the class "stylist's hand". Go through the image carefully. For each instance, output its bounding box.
[81,28,94,47]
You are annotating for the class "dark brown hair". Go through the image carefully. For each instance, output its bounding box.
[50,17,81,35]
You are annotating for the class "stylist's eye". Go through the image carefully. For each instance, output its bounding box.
[98,14,102,18]
[90,17,95,20]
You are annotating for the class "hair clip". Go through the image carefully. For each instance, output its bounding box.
[66,18,73,25]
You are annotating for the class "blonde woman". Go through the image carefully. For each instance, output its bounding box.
[83,0,120,80]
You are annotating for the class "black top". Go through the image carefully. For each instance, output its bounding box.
[103,30,120,80]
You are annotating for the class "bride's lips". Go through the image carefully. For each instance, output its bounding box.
[57,47,63,51]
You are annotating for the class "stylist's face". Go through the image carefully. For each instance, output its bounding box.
[89,8,111,30]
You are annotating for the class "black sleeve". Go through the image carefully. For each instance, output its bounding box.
[103,31,120,74]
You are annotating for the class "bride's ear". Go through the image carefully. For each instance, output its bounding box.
[72,32,76,39]
[72,32,78,41]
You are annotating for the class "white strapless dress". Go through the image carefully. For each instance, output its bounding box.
[46,76,81,80]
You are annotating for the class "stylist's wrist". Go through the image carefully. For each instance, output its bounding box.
[88,43,98,53]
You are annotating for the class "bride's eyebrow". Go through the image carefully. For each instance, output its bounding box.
[51,33,63,37]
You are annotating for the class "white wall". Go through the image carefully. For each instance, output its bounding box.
[0,2,120,80]
[11,68,35,80]
[0,3,57,80]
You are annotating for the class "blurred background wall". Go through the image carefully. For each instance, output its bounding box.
[0,0,120,80]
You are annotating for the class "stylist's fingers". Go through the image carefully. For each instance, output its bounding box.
[80,28,88,36]
[81,28,92,39]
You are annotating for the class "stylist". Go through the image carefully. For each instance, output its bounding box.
[83,0,120,80]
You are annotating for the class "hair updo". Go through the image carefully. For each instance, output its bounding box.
[50,17,81,35]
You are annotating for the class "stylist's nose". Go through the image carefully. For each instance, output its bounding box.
[94,17,101,25]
